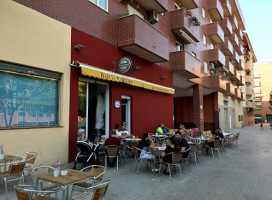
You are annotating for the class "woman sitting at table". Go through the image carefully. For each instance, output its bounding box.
[206,131,220,147]
[137,133,158,172]
[191,124,199,137]
[161,136,180,174]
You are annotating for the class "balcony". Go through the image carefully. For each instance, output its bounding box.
[235,43,243,56]
[220,0,232,17]
[203,49,226,66]
[226,59,234,76]
[170,9,199,44]
[241,92,246,101]
[244,62,253,72]
[219,18,232,36]
[229,33,239,47]
[190,75,227,92]
[134,0,169,12]
[219,38,233,56]
[117,15,169,63]
[240,75,245,86]
[232,69,240,82]
[245,75,253,84]
[246,88,254,96]
[202,23,224,44]
[229,15,238,30]
[235,59,244,70]
[246,101,254,108]
[169,50,201,78]
[206,0,224,21]
[226,82,236,97]
[178,0,199,10]
[235,88,242,100]
[234,29,243,41]
[229,51,239,64]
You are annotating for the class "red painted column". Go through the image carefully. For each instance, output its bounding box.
[193,84,204,131]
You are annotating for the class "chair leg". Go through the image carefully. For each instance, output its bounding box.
[137,159,142,173]
[117,156,119,171]
[211,149,214,158]
[133,159,138,171]
[105,156,107,169]
[168,164,171,179]
[194,154,197,165]
[4,178,8,200]
[217,149,221,157]
[178,165,182,179]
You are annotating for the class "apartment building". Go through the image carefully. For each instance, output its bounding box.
[0,0,255,163]
[243,33,257,126]
[254,62,272,123]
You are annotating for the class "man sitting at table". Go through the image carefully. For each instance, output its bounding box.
[116,125,131,140]
[104,130,120,167]
[156,124,169,134]
[175,131,190,158]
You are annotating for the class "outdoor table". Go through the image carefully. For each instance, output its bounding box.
[124,138,141,143]
[223,132,233,137]
[0,155,22,171]
[152,134,167,143]
[37,169,95,200]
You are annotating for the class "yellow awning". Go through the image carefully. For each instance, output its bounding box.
[76,62,174,95]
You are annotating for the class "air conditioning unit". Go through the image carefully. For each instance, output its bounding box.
[148,10,159,24]
[209,63,215,70]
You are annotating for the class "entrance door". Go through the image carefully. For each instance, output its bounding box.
[121,96,131,134]
[224,108,229,130]
[78,80,109,140]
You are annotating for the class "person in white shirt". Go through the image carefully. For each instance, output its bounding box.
[116,125,131,139]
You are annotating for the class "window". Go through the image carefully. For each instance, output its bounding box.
[223,100,228,106]
[204,62,208,74]
[0,63,60,128]
[89,0,108,11]
[202,7,206,19]
[176,42,183,52]
[203,34,207,46]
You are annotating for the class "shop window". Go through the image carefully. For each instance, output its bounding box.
[89,0,108,11]
[0,64,60,128]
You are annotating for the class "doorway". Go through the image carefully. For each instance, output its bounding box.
[121,96,131,134]
[78,80,109,141]
[224,108,229,130]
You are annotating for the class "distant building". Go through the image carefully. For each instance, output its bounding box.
[254,62,272,123]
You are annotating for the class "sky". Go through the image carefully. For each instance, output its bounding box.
[239,0,272,64]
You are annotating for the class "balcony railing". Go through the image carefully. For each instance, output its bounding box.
[134,0,169,13]
[178,0,199,10]
[202,23,224,44]
[246,101,254,108]
[229,51,239,64]
[235,43,243,56]
[244,62,253,72]
[219,17,232,36]
[169,50,201,78]
[229,33,239,47]
[245,75,253,84]
[190,75,227,92]
[170,9,199,44]
[206,0,224,21]
[229,15,238,30]
[246,88,254,96]
[203,48,226,66]
[219,38,233,56]
[117,15,169,63]
[226,82,236,97]
[226,59,234,76]
[235,29,243,41]
[235,59,244,70]
[220,0,232,17]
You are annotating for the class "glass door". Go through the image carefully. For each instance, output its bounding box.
[121,96,131,134]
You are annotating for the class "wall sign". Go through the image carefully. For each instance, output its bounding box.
[114,101,120,108]
[117,56,133,74]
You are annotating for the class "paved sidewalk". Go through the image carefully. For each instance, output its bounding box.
[1,124,272,200]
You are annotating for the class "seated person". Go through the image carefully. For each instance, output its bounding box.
[178,123,186,132]
[104,130,121,167]
[137,133,158,172]
[161,124,169,133]
[191,124,200,137]
[116,125,131,140]
[206,131,220,147]
[156,124,163,134]
[115,124,120,135]
[77,129,88,143]
[161,136,180,174]
[175,131,190,158]
[216,128,224,139]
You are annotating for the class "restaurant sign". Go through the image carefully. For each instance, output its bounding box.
[117,56,133,74]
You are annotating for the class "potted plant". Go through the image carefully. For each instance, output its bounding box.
[54,160,61,177]
[0,145,4,160]
[192,17,201,26]
[120,10,130,18]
